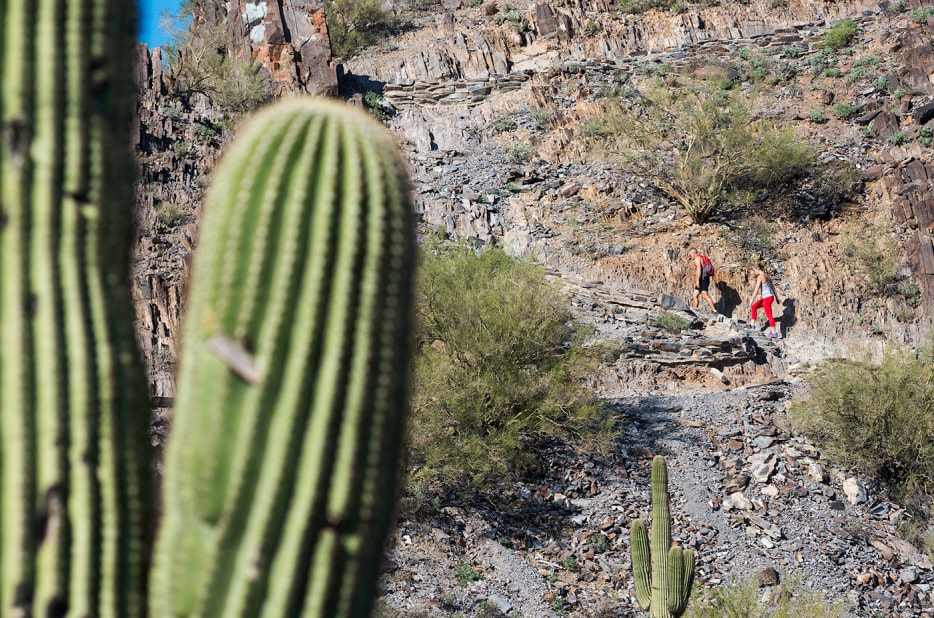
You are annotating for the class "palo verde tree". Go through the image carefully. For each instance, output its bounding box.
[604,78,815,224]
[160,1,272,113]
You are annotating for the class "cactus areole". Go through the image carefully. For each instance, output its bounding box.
[149,97,416,618]
[630,456,695,618]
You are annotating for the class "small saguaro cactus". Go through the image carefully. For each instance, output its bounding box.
[630,455,695,618]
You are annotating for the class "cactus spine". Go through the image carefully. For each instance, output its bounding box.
[0,1,151,617]
[630,455,695,618]
[148,98,415,618]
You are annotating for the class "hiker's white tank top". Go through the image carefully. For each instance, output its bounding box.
[762,280,774,299]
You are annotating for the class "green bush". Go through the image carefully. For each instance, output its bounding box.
[887,131,910,145]
[324,0,398,57]
[909,6,934,23]
[919,127,933,147]
[655,311,691,333]
[606,83,817,223]
[688,575,850,617]
[789,344,934,517]
[874,76,889,90]
[172,139,191,156]
[162,7,272,113]
[846,66,866,83]
[505,142,537,164]
[408,244,615,489]
[823,18,858,51]
[155,201,185,227]
[742,128,815,189]
[808,110,827,124]
[193,122,218,141]
[833,104,859,120]
[454,561,480,585]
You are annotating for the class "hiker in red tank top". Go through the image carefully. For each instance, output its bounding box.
[688,248,717,312]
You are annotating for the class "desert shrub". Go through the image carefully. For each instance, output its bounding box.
[842,231,899,295]
[155,201,184,227]
[409,243,615,489]
[161,2,272,116]
[193,122,218,141]
[833,104,860,120]
[741,128,815,189]
[172,139,190,156]
[655,311,691,333]
[846,66,867,83]
[581,117,611,137]
[808,110,827,124]
[887,131,910,145]
[162,7,272,113]
[688,575,850,617]
[919,127,933,147]
[874,76,889,90]
[604,83,817,223]
[789,343,934,517]
[909,6,934,23]
[324,0,398,57]
[505,142,537,164]
[163,106,183,120]
[823,18,858,51]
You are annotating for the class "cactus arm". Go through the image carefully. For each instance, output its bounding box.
[630,519,652,609]
[673,549,694,616]
[1,2,149,617]
[667,547,685,615]
[150,98,415,618]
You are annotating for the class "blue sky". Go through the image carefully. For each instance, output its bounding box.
[139,0,186,48]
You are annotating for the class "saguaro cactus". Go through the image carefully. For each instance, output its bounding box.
[630,455,695,618]
[0,1,150,617]
[1,2,415,618]
[148,97,415,618]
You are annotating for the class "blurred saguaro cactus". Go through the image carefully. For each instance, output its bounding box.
[0,2,416,617]
[630,455,695,618]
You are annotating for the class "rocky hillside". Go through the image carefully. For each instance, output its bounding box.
[130,0,934,615]
[133,0,934,394]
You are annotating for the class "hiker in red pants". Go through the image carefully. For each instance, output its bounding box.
[749,262,781,339]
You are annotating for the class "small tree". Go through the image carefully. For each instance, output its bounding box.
[324,0,398,58]
[161,5,272,113]
[605,80,815,223]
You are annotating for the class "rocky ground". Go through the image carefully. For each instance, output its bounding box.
[377,291,934,618]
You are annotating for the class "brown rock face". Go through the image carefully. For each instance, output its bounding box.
[208,0,338,96]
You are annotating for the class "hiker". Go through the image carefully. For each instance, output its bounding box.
[749,262,781,339]
[688,248,717,312]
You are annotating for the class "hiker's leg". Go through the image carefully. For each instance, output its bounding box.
[703,291,716,311]
[764,298,776,330]
[750,298,763,321]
